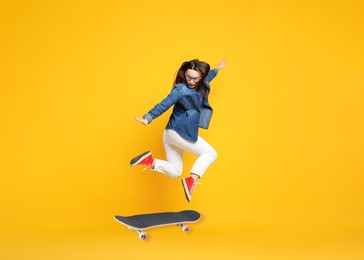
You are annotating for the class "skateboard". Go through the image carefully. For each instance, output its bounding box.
[114,210,201,240]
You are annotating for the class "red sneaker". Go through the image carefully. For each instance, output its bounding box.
[130,151,154,167]
[182,176,198,202]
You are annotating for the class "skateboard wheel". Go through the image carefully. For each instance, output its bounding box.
[182,226,189,232]
[139,232,147,240]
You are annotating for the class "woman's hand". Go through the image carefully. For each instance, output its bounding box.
[134,116,148,125]
[216,58,228,71]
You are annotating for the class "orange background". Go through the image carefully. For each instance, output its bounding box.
[1,0,364,259]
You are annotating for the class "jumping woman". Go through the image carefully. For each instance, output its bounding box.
[130,58,227,202]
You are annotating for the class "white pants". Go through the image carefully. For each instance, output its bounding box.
[152,129,217,178]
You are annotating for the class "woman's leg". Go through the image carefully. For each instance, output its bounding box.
[164,129,217,201]
[164,129,217,178]
[151,130,184,178]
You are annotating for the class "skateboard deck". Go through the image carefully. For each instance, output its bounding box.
[114,210,201,240]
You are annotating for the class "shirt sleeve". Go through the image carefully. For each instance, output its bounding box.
[143,86,182,123]
[205,68,218,83]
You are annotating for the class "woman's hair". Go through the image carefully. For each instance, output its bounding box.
[173,59,211,97]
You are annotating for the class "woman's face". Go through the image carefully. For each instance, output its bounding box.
[185,69,202,88]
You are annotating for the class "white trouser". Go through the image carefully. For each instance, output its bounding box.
[152,129,217,178]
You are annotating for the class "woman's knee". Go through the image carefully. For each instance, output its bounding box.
[209,149,218,162]
[171,167,183,178]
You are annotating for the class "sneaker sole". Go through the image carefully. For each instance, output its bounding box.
[181,178,192,202]
[130,151,152,166]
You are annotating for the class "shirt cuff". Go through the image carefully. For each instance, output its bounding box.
[143,113,153,124]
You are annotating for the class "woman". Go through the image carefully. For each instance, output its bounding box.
[130,58,227,202]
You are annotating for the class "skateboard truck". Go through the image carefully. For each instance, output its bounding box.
[130,223,189,240]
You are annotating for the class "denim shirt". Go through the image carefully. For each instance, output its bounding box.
[143,69,218,142]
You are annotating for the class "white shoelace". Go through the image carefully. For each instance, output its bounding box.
[191,180,202,192]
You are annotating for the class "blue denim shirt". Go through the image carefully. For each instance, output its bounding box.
[144,69,218,142]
